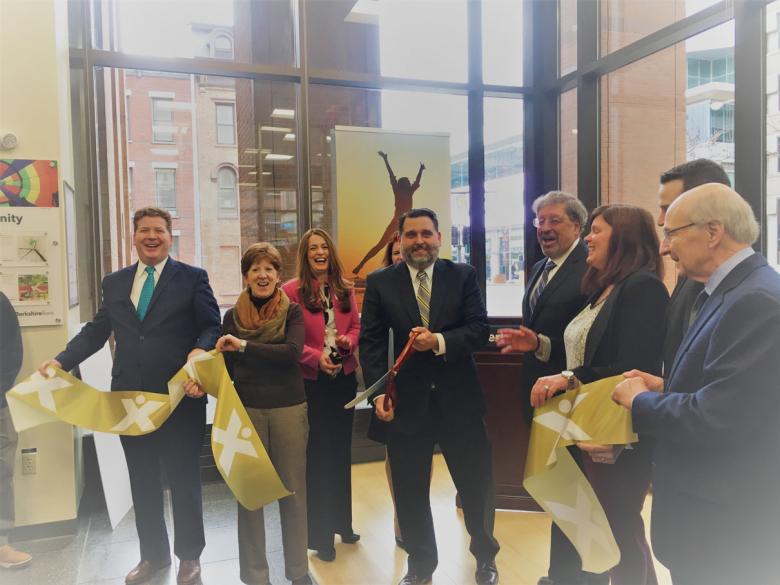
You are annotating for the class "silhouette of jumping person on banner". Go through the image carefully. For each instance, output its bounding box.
[352,151,425,275]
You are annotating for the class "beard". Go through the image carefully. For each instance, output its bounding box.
[402,243,439,270]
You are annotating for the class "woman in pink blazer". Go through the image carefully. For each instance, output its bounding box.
[282,228,360,563]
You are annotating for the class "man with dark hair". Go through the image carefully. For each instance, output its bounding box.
[39,206,221,585]
[657,158,731,373]
[360,208,500,585]
[0,292,32,570]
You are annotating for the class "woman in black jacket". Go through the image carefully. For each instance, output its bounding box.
[532,204,669,585]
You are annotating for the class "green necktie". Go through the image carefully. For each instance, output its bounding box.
[136,266,155,320]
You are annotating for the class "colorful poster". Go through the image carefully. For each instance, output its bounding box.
[0,159,60,207]
[333,126,452,298]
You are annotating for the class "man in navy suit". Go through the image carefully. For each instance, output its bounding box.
[39,207,220,585]
[613,184,780,585]
[360,208,499,585]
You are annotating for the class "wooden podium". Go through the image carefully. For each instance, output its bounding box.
[474,323,542,512]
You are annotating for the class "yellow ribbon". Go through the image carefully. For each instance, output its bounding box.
[523,376,637,574]
[6,350,291,510]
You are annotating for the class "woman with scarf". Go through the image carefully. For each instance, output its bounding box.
[282,228,361,563]
[215,242,310,585]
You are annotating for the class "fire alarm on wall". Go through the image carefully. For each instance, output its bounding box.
[0,133,18,150]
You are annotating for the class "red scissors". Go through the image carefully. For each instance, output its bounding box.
[382,330,420,412]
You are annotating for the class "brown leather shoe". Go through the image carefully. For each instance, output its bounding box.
[177,559,201,585]
[125,558,171,584]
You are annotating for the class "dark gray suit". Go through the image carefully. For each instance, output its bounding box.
[359,259,499,576]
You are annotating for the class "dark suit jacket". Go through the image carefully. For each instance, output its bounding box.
[573,270,669,384]
[0,291,23,405]
[520,242,589,401]
[632,253,780,571]
[359,259,489,434]
[662,276,703,376]
[56,258,221,394]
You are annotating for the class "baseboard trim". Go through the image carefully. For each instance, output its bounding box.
[11,518,78,542]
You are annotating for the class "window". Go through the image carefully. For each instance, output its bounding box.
[213,34,233,59]
[484,96,524,316]
[154,168,176,211]
[171,231,181,258]
[777,136,780,174]
[602,21,734,289]
[217,167,237,215]
[152,98,175,143]
[216,103,236,145]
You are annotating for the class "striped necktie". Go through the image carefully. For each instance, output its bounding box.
[529,259,556,315]
[136,266,155,320]
[416,270,431,328]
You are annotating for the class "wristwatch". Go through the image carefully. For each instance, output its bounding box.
[561,370,576,390]
[239,340,248,353]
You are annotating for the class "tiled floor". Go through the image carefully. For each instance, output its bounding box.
[4,482,296,585]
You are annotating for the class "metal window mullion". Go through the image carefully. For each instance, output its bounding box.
[733,0,767,254]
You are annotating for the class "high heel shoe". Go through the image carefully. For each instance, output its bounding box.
[316,547,336,562]
[339,532,361,544]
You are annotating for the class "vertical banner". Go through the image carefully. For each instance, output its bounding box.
[0,159,64,326]
[333,126,452,306]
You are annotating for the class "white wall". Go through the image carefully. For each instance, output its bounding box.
[0,0,81,529]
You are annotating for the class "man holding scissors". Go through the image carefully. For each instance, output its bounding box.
[359,208,499,585]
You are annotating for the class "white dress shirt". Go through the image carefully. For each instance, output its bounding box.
[405,261,446,356]
[130,257,168,309]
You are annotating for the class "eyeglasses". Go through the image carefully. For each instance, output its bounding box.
[662,222,697,240]
[533,216,568,228]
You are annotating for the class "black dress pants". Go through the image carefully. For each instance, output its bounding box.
[304,371,357,550]
[120,396,206,562]
[386,391,500,576]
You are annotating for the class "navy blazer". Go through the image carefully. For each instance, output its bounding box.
[359,259,489,434]
[632,253,780,570]
[57,258,221,394]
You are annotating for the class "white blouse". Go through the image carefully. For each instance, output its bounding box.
[564,301,606,370]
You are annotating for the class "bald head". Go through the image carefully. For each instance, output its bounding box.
[667,183,759,245]
[664,184,758,282]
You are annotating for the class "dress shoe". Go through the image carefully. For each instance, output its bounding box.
[176,559,201,585]
[475,560,499,585]
[0,545,32,570]
[398,571,432,585]
[339,532,361,544]
[125,558,171,584]
[292,575,313,585]
[316,547,336,562]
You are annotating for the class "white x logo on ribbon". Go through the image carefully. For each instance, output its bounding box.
[12,373,72,413]
[111,395,165,433]
[212,410,259,477]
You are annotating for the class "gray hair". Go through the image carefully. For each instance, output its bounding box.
[675,185,759,245]
[532,191,588,228]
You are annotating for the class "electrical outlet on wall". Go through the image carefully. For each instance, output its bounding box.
[21,448,37,475]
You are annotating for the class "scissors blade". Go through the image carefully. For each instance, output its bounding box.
[343,370,390,409]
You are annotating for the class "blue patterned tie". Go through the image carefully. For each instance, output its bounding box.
[136,266,155,320]
[529,259,556,316]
